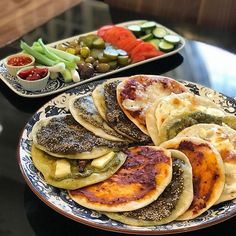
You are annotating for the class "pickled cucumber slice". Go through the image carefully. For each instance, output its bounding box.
[104,48,118,60]
[118,55,129,66]
[92,38,105,49]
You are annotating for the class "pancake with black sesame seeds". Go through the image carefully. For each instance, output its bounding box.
[32,114,128,159]
[69,93,127,142]
[69,146,172,212]
[104,149,193,226]
[31,145,127,190]
[161,137,225,220]
[92,78,151,143]
[176,124,236,204]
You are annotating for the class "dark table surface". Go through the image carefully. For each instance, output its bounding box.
[0,0,236,235]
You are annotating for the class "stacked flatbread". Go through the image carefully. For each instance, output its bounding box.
[30,74,236,226]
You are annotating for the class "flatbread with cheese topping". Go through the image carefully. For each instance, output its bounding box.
[31,145,127,190]
[177,124,236,204]
[155,92,226,144]
[161,137,225,220]
[69,146,172,212]
[32,114,128,159]
[104,149,193,226]
[69,93,126,142]
[116,75,188,134]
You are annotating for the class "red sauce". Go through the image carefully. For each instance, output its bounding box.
[7,55,32,66]
[18,67,48,81]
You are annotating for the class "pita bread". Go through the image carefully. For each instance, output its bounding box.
[31,145,127,190]
[116,75,188,134]
[69,146,172,212]
[177,124,236,204]
[69,93,126,142]
[104,150,193,226]
[32,114,127,159]
[161,137,225,220]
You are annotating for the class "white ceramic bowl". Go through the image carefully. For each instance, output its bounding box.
[16,66,50,92]
[4,53,35,76]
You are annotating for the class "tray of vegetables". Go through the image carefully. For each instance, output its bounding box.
[0,20,185,98]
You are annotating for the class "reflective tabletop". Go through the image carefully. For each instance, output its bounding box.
[0,0,236,235]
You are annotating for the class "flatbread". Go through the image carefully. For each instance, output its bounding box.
[31,145,127,190]
[93,78,151,143]
[155,92,226,144]
[69,93,126,142]
[32,114,128,159]
[177,124,236,204]
[104,150,193,226]
[69,146,172,212]
[161,137,225,220]
[92,78,126,122]
[116,75,188,134]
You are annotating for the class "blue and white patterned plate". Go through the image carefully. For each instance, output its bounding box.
[0,20,185,98]
[18,79,236,234]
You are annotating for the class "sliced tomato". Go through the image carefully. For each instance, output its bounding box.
[97,25,114,37]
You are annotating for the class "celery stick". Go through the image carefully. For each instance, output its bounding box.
[20,41,56,66]
[60,69,73,83]
[47,47,80,63]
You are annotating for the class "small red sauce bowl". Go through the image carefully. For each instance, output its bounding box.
[4,53,35,76]
[16,66,50,92]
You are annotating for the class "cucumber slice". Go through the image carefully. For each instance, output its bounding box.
[116,49,128,56]
[148,39,161,49]
[153,27,167,38]
[141,21,156,31]
[164,35,181,45]
[127,25,142,36]
[104,48,118,60]
[140,33,153,41]
[159,40,174,52]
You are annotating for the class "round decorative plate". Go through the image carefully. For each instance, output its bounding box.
[18,78,236,234]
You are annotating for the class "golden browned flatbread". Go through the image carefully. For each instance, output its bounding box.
[69,146,172,212]
[177,124,236,204]
[161,137,225,220]
[116,75,188,134]
[104,150,193,226]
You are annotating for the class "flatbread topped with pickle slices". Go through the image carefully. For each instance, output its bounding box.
[161,137,225,220]
[105,150,193,226]
[92,78,151,143]
[155,92,227,144]
[69,93,126,142]
[69,146,172,212]
[116,75,188,134]
[31,145,127,190]
[177,124,236,204]
[32,114,128,159]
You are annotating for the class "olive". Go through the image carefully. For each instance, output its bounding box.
[77,63,95,80]
[80,47,90,58]
[56,44,66,51]
[93,60,99,68]
[85,56,95,64]
[108,61,118,70]
[74,45,81,55]
[95,63,110,73]
[66,47,76,55]
[69,39,79,47]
